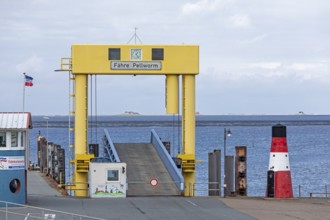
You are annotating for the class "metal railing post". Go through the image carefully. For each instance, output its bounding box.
[298,184,301,198]
[219,182,221,196]
[60,171,62,185]
[6,202,8,220]
[325,184,328,198]
[192,183,195,197]
[189,183,192,196]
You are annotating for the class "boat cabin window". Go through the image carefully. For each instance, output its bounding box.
[0,132,6,147]
[11,132,18,147]
[0,131,26,148]
[20,131,25,147]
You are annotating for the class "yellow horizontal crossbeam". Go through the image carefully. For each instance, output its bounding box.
[70,44,199,75]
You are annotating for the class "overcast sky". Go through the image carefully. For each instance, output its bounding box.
[1,0,329,115]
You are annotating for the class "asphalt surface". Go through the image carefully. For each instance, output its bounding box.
[5,171,327,220]
[15,171,256,220]
[27,195,257,220]
[221,197,330,220]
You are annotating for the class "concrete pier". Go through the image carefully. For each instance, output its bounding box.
[27,170,62,197]
[221,197,330,220]
[24,171,330,220]
[25,171,255,219]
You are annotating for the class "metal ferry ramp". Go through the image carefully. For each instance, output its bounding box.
[103,129,184,196]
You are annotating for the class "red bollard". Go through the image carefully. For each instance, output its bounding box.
[266,124,293,198]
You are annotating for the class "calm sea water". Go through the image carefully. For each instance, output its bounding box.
[30,115,330,196]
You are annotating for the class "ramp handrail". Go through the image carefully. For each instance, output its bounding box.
[102,129,120,162]
[150,129,184,193]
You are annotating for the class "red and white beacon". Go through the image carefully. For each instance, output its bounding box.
[266,124,293,198]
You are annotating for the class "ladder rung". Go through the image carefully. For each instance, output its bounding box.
[70,111,75,115]
[70,77,75,80]
[76,170,89,173]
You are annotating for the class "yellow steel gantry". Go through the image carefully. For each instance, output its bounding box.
[59,44,199,196]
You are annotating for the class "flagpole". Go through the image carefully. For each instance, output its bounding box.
[23,73,25,113]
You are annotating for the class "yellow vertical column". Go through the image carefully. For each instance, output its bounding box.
[74,74,88,196]
[166,75,179,114]
[181,74,196,196]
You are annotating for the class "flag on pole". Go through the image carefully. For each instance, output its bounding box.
[24,74,33,86]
